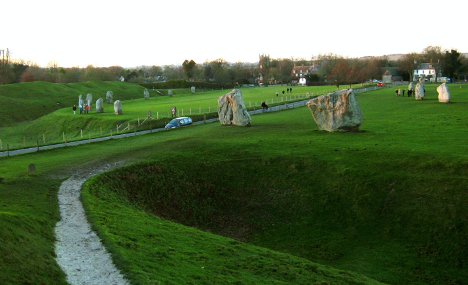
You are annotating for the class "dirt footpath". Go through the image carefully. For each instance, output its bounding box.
[54,164,129,285]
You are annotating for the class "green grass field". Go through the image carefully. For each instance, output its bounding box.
[0,82,370,150]
[0,81,466,284]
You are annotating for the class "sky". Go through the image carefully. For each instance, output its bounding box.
[3,0,467,68]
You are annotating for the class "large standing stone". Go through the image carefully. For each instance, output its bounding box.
[437,83,450,103]
[78,94,84,107]
[114,100,122,115]
[168,90,173,97]
[106,91,113,104]
[86,93,93,110]
[415,82,425,100]
[218,89,251,126]
[96,98,104,113]
[408,82,415,91]
[191,86,196,94]
[144,88,149,100]
[306,89,362,132]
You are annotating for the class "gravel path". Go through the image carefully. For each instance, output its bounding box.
[54,165,129,285]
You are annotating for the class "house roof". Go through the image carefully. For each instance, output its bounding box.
[291,64,318,75]
[417,63,435,70]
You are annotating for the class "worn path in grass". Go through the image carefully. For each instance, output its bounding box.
[55,163,129,285]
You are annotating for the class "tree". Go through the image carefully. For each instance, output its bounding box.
[182,59,196,80]
[397,53,420,81]
[441,49,465,81]
[328,58,350,88]
[0,48,12,84]
[421,45,443,82]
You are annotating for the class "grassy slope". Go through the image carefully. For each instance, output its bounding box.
[0,83,466,284]
[0,81,146,127]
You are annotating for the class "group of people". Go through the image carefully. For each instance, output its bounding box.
[275,87,293,97]
[395,89,417,97]
[72,104,90,114]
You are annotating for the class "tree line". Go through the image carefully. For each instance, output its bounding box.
[1,46,466,86]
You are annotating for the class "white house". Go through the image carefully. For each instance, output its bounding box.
[413,63,439,80]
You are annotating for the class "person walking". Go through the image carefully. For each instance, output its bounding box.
[73,105,77,115]
[79,105,83,114]
[276,91,278,97]
[85,104,89,114]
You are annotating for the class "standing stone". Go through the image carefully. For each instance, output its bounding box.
[168,90,173,97]
[27,163,37,176]
[408,82,415,91]
[147,110,152,118]
[415,82,425,100]
[114,100,122,115]
[306,89,362,132]
[78,94,84,107]
[144,88,149,100]
[437,83,450,103]
[218,89,251,126]
[106,91,113,104]
[96,98,104,113]
[86,93,93,110]
[191,86,196,94]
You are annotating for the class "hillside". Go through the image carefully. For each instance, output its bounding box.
[0,81,146,127]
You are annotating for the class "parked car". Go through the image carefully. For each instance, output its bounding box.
[377,82,385,87]
[165,117,192,129]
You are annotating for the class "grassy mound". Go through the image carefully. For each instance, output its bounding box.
[0,81,146,127]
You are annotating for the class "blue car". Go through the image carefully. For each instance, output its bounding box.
[165,117,193,129]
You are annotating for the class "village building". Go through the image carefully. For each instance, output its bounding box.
[291,64,319,86]
[413,63,440,81]
[382,68,403,83]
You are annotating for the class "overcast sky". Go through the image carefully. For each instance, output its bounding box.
[3,0,466,68]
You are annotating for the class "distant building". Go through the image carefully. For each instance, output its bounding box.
[382,68,403,83]
[413,63,439,81]
[291,64,319,85]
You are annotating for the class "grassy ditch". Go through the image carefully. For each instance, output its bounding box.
[83,151,467,284]
[82,167,382,284]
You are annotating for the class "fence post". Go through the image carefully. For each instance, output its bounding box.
[7,144,9,157]
[138,118,140,126]
[117,125,119,133]
[110,130,113,138]
[64,135,67,146]
[63,132,65,142]
[89,132,91,143]
[204,115,206,124]
[157,112,159,119]
[37,140,39,152]
[81,129,83,138]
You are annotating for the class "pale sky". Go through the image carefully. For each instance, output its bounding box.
[3,0,466,68]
